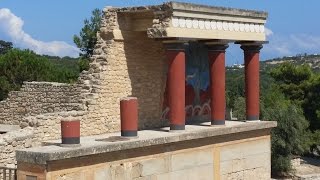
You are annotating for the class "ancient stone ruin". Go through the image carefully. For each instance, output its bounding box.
[0,2,276,180]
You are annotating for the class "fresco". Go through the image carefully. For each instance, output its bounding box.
[162,42,211,122]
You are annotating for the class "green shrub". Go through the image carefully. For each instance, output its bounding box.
[262,88,310,176]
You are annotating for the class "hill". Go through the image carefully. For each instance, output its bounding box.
[262,54,320,71]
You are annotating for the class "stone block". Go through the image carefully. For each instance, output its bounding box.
[156,164,214,180]
[110,164,125,180]
[134,175,157,180]
[223,170,244,180]
[220,137,270,162]
[242,138,270,157]
[94,166,111,180]
[131,162,143,178]
[171,148,213,171]
[139,157,169,177]
[220,144,243,162]
[243,153,270,170]
[220,160,239,175]
[243,167,270,180]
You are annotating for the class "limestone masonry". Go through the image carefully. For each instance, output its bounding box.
[0,2,274,179]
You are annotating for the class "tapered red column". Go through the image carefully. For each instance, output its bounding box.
[165,43,186,131]
[207,44,228,125]
[120,97,138,137]
[241,44,263,120]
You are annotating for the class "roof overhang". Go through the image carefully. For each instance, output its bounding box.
[147,2,268,41]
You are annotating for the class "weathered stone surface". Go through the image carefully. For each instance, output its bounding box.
[17,127,272,180]
[0,127,34,167]
[16,121,276,165]
[171,148,213,171]
[156,164,214,180]
[140,157,169,176]
[0,124,20,133]
[94,166,111,180]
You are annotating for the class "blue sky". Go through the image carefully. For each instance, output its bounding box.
[1,0,320,64]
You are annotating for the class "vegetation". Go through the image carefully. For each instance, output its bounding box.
[0,40,13,55]
[227,57,320,176]
[0,42,80,101]
[73,8,102,71]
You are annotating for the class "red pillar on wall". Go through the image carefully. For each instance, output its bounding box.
[120,97,138,137]
[241,44,263,121]
[165,42,186,131]
[207,44,228,125]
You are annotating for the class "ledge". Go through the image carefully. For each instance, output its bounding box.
[16,121,276,165]
[170,2,268,19]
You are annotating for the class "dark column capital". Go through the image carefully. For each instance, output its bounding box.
[163,42,187,51]
[240,44,263,53]
[207,44,229,52]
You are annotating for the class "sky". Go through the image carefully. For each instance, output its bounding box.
[0,0,320,65]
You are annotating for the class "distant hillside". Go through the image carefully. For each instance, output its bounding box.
[262,54,320,71]
[41,55,80,72]
[227,53,320,72]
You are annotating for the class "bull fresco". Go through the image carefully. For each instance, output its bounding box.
[162,42,211,122]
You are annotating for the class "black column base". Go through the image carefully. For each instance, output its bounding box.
[121,130,138,137]
[170,124,185,130]
[246,115,259,121]
[61,137,80,144]
[211,120,225,125]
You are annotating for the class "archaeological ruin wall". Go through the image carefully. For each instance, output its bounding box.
[0,82,85,126]
[0,4,174,158]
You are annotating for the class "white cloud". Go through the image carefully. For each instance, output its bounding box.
[263,27,320,59]
[0,8,79,57]
[265,27,273,37]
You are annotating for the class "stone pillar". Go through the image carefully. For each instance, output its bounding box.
[61,119,80,147]
[164,42,186,131]
[120,97,138,137]
[207,44,228,125]
[241,44,263,121]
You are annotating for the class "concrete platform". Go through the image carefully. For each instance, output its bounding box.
[16,120,276,165]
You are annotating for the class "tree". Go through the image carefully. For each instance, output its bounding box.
[303,75,320,130]
[73,9,102,59]
[261,87,311,176]
[232,96,246,120]
[0,49,79,101]
[270,63,320,130]
[0,40,13,55]
[270,62,311,102]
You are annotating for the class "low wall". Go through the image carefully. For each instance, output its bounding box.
[0,128,34,168]
[16,121,276,180]
[0,111,90,168]
[0,82,85,126]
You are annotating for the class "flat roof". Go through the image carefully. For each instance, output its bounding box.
[170,2,268,19]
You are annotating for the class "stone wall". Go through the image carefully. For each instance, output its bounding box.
[0,82,85,127]
[0,111,90,168]
[0,6,168,135]
[0,128,34,168]
[17,131,272,180]
[80,7,167,131]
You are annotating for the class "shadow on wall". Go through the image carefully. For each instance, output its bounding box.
[123,33,167,129]
[120,18,167,130]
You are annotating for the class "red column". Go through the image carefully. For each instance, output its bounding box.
[165,43,185,131]
[120,97,138,137]
[61,119,80,146]
[241,44,263,121]
[207,44,228,125]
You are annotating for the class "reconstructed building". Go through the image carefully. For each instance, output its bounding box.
[0,2,276,180]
